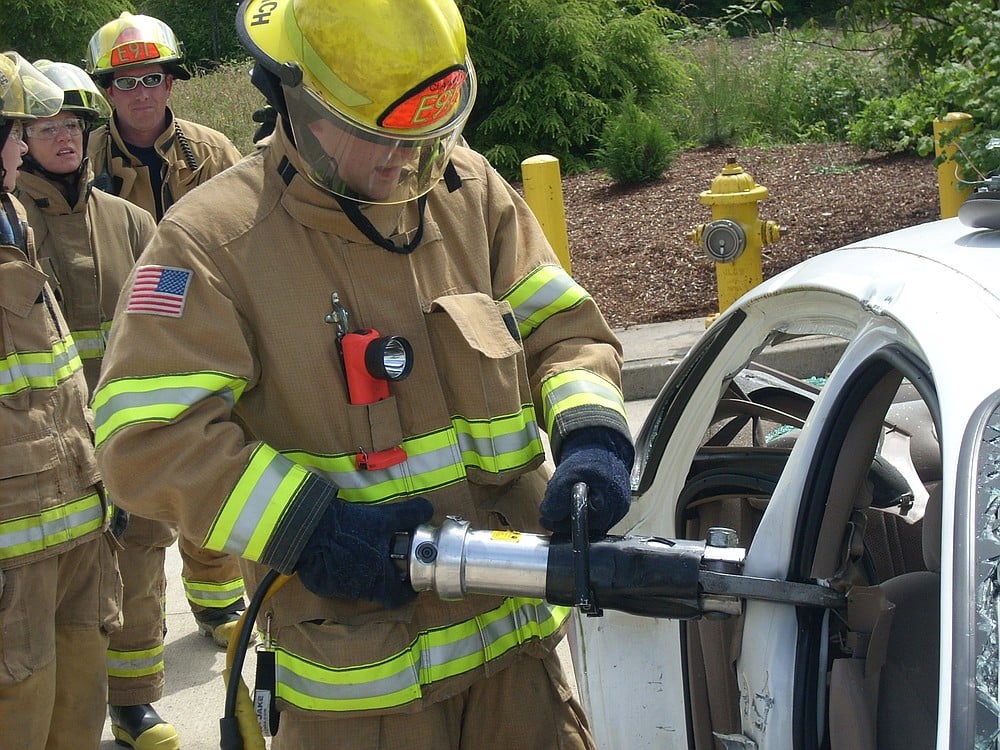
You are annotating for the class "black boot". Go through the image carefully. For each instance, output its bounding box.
[109,704,179,750]
[193,599,247,648]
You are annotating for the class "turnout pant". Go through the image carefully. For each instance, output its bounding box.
[271,646,597,750]
[0,534,121,749]
[106,515,245,705]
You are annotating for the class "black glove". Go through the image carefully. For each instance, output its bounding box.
[540,428,634,539]
[109,504,130,540]
[296,496,434,608]
[251,105,277,143]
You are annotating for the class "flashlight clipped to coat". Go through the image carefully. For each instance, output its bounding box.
[325,292,413,469]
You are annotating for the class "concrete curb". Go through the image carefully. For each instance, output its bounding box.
[615,319,845,401]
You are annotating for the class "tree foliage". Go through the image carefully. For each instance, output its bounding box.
[135,0,243,67]
[0,0,133,63]
[845,0,1000,179]
[457,0,686,176]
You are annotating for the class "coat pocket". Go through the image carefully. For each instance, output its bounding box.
[425,293,544,486]
[0,432,59,510]
[0,261,51,411]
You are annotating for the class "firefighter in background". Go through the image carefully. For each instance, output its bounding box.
[0,52,122,750]
[83,4,249,697]
[12,62,177,750]
[94,0,633,747]
[85,12,244,221]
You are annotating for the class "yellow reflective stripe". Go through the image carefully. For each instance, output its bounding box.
[71,328,106,361]
[0,491,104,561]
[204,444,306,560]
[452,405,544,474]
[0,335,82,397]
[540,368,627,434]
[274,599,570,712]
[285,429,459,504]
[182,576,246,608]
[106,644,164,679]
[92,372,248,447]
[500,264,590,339]
[285,417,544,504]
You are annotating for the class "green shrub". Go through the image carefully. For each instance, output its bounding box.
[594,96,678,184]
[847,79,943,156]
[458,0,686,177]
[845,0,1000,180]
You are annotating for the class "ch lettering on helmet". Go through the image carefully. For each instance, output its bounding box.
[381,69,467,131]
[110,42,162,68]
[249,1,279,27]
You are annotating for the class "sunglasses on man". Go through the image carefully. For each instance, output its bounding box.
[111,72,168,91]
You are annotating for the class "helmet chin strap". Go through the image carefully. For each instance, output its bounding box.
[0,121,13,191]
[334,193,427,254]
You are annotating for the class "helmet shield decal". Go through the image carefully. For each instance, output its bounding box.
[86,12,190,81]
[379,67,468,131]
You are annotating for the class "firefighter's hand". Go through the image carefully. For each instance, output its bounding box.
[540,428,634,539]
[296,496,434,608]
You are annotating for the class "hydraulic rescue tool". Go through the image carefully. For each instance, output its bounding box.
[222,483,845,749]
[392,483,846,619]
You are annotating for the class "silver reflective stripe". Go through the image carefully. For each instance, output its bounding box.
[273,599,568,711]
[511,274,577,324]
[72,330,106,360]
[0,340,80,390]
[106,648,163,677]
[278,656,420,705]
[224,452,298,556]
[454,421,542,461]
[544,374,623,411]
[0,498,103,555]
[93,384,237,434]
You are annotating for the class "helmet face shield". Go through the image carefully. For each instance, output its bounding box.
[32,60,111,121]
[0,52,64,121]
[282,63,475,204]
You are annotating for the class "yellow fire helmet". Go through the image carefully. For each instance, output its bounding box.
[0,52,64,121]
[237,0,477,204]
[85,12,191,87]
[33,60,112,122]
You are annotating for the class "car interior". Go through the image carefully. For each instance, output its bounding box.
[674,354,942,750]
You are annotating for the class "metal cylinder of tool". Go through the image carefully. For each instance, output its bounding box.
[407,517,551,600]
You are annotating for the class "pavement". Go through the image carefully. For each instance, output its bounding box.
[98,315,841,749]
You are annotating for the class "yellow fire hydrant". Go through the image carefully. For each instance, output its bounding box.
[690,158,782,322]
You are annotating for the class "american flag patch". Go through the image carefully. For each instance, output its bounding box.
[125,265,192,317]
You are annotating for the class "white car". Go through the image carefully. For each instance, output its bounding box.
[570,211,1000,750]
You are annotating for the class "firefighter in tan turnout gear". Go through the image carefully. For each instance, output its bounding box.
[82,11,246,749]
[0,52,122,750]
[94,1,634,747]
[12,61,178,750]
[86,12,243,222]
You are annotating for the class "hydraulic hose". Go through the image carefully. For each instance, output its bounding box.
[220,569,293,750]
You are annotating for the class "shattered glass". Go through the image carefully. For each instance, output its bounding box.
[976,410,1000,748]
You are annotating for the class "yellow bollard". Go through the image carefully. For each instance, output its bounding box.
[689,159,782,324]
[933,112,973,219]
[521,155,572,273]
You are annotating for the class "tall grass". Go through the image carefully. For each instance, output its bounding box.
[169,59,263,156]
[669,27,893,149]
